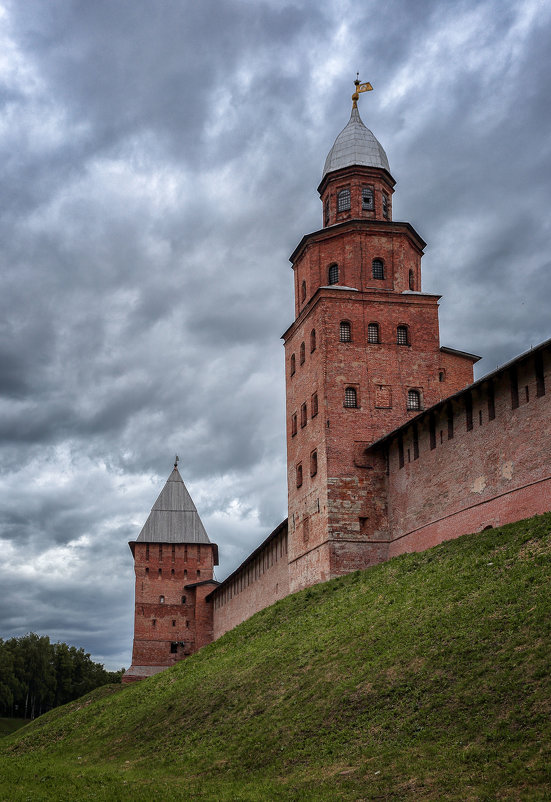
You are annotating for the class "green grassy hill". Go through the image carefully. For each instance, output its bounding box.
[2,513,550,801]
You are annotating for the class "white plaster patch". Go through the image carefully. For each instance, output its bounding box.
[501,461,514,480]
[472,476,487,494]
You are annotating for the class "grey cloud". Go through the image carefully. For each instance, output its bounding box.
[1,0,549,669]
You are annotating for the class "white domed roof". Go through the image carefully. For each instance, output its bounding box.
[322,107,390,178]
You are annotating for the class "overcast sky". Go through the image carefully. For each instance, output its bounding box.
[1,0,550,670]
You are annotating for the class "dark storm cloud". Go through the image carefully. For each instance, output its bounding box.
[0,0,549,668]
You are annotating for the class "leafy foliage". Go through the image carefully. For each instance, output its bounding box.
[0,634,122,719]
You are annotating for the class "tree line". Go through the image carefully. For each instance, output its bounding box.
[0,633,123,719]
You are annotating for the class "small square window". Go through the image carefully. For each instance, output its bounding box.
[362,187,374,210]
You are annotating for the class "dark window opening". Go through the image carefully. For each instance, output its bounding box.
[300,342,305,364]
[145,567,149,575]
[362,187,374,210]
[510,368,519,409]
[184,569,187,578]
[324,198,330,226]
[439,370,446,382]
[171,568,175,576]
[525,385,530,403]
[181,596,186,604]
[290,353,296,376]
[337,188,351,211]
[409,269,415,291]
[398,435,404,468]
[344,387,357,408]
[159,595,165,604]
[310,329,316,352]
[291,413,297,436]
[465,393,473,431]
[312,393,319,417]
[407,390,421,411]
[296,463,303,488]
[368,323,379,344]
[301,280,306,302]
[310,450,318,477]
[158,568,162,576]
[535,352,545,397]
[479,409,483,426]
[170,642,178,654]
[172,620,176,627]
[152,619,156,627]
[372,259,384,280]
[382,192,389,218]
[197,570,200,578]
[429,414,436,450]
[301,402,307,428]
[328,263,339,285]
[340,321,351,342]
[413,424,419,460]
[397,325,408,345]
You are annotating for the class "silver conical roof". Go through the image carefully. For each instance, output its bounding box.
[322,106,390,178]
[136,467,211,544]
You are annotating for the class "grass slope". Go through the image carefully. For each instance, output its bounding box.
[1,513,550,801]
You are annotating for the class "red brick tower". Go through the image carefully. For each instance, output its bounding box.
[123,463,218,683]
[283,81,479,592]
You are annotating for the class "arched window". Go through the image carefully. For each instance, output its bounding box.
[310,450,318,476]
[409,269,415,291]
[368,323,380,343]
[291,413,297,436]
[300,402,307,428]
[310,329,316,352]
[290,353,296,375]
[407,389,421,411]
[337,188,351,212]
[362,187,374,210]
[301,280,306,302]
[296,463,303,488]
[324,198,330,226]
[382,192,389,218]
[328,264,339,285]
[340,321,352,342]
[344,387,357,408]
[397,325,408,345]
[372,259,384,280]
[300,341,305,364]
[311,392,318,417]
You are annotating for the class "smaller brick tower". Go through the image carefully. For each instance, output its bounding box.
[123,462,218,683]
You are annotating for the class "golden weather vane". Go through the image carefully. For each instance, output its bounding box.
[352,73,373,109]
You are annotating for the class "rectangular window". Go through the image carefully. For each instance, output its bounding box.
[362,187,374,210]
[429,414,436,450]
[337,188,351,211]
[300,402,307,427]
[311,392,318,417]
[291,413,297,436]
[465,393,473,431]
[487,381,495,420]
[398,435,404,469]
[510,368,519,409]
[413,424,419,460]
[535,352,545,397]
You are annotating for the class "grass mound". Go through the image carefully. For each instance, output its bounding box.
[2,513,550,800]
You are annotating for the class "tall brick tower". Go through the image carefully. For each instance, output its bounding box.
[123,463,218,683]
[283,80,479,592]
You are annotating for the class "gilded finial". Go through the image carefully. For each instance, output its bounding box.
[352,75,373,109]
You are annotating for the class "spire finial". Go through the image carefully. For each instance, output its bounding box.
[352,76,373,109]
[174,455,179,470]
